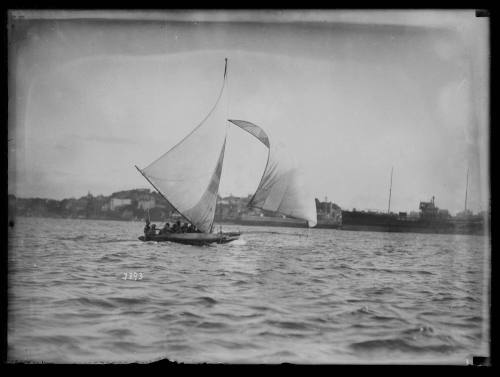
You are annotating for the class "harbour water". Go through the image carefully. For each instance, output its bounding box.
[7,217,490,364]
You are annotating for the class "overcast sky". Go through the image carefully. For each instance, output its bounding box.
[8,10,489,215]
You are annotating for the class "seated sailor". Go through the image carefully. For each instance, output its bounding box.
[173,220,182,233]
[160,222,171,234]
[144,219,150,236]
[149,224,157,236]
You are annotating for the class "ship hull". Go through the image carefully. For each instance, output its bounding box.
[341,211,487,236]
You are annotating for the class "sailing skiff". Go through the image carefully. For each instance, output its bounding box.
[135,58,317,245]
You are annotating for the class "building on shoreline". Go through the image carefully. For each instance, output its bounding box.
[8,189,489,235]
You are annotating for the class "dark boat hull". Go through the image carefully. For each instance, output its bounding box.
[341,211,487,235]
[138,232,240,245]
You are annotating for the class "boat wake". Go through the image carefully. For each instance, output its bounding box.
[95,239,138,244]
[228,238,247,246]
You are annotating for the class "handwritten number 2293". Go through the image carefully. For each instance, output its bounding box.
[122,272,143,280]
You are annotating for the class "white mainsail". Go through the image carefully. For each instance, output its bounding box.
[136,59,229,233]
[228,119,318,227]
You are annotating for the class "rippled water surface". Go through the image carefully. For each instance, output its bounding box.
[8,217,490,364]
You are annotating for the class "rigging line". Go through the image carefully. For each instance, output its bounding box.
[223,58,230,141]
[144,58,229,171]
[225,57,230,131]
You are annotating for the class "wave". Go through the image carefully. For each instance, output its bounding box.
[350,338,459,354]
[108,296,149,306]
[257,331,294,339]
[57,235,86,241]
[248,305,290,315]
[196,321,228,330]
[431,295,456,303]
[401,325,435,336]
[362,286,395,295]
[98,255,123,263]
[465,315,483,323]
[212,312,263,321]
[257,331,308,339]
[338,263,355,271]
[351,306,376,315]
[106,340,142,352]
[156,313,177,321]
[265,350,299,358]
[207,339,262,350]
[165,344,194,352]
[264,319,311,331]
[357,267,434,276]
[35,334,76,346]
[196,296,218,306]
[179,311,204,318]
[95,239,138,243]
[372,315,408,323]
[53,297,117,310]
[103,328,135,338]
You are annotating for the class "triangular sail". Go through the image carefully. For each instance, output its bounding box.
[183,138,226,232]
[228,119,318,227]
[137,60,229,233]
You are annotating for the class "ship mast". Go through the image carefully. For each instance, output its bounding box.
[464,167,469,213]
[388,167,393,214]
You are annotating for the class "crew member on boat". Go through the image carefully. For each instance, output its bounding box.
[172,220,182,233]
[160,222,171,234]
[150,224,157,236]
[144,219,151,236]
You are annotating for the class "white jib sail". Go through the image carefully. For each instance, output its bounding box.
[228,119,318,227]
[138,60,229,233]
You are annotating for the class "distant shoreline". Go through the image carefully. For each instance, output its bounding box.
[8,214,331,229]
[9,215,489,237]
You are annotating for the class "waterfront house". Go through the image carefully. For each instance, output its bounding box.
[110,198,132,211]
